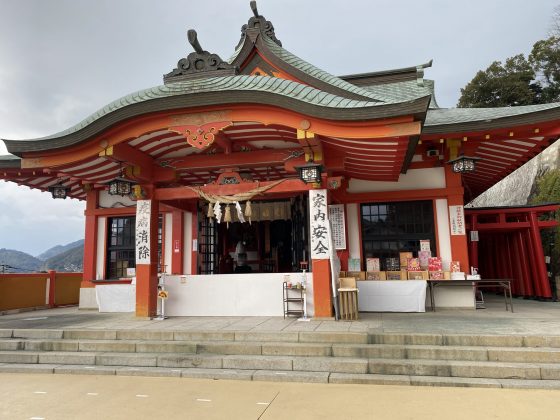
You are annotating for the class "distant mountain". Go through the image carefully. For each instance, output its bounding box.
[42,244,83,272]
[36,239,84,261]
[0,249,42,273]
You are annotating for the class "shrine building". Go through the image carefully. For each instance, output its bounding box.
[1,2,559,317]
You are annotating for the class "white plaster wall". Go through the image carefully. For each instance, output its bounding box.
[164,213,172,274]
[183,212,193,274]
[79,288,99,310]
[164,273,313,316]
[435,199,452,263]
[95,217,106,280]
[346,203,360,259]
[98,190,136,208]
[347,168,445,193]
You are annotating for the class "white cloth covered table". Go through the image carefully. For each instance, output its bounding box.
[357,280,426,312]
[96,284,135,312]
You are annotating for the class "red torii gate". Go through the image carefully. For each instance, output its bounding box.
[465,204,559,299]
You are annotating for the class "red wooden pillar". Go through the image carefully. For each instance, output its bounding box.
[529,212,552,298]
[511,232,526,296]
[517,230,533,297]
[135,194,159,318]
[525,229,543,297]
[444,166,469,272]
[171,210,183,274]
[82,189,98,288]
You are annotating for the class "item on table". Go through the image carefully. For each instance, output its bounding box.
[451,272,466,280]
[366,271,386,281]
[348,258,361,272]
[347,271,365,280]
[419,240,431,252]
[450,261,461,272]
[429,271,444,280]
[385,257,400,271]
[418,250,431,269]
[386,271,402,281]
[428,257,442,272]
[407,258,421,271]
[408,270,429,280]
[399,252,413,269]
[444,271,451,280]
[366,258,380,272]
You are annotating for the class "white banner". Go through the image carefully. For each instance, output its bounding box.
[135,199,151,264]
[449,205,466,235]
[328,204,346,250]
[309,189,330,260]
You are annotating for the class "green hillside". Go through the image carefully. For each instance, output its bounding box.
[42,244,83,272]
[37,239,84,261]
[0,249,42,272]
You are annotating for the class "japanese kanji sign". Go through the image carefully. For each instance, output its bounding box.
[136,200,151,264]
[449,205,466,235]
[309,189,330,259]
[328,204,346,250]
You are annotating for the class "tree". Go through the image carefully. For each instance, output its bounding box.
[457,54,541,108]
[529,36,560,103]
[528,169,560,287]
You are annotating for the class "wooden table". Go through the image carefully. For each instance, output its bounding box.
[427,279,513,312]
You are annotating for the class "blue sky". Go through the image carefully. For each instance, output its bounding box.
[0,0,558,255]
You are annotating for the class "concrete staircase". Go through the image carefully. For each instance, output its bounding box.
[1,328,560,389]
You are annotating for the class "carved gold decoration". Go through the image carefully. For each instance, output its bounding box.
[169,121,232,150]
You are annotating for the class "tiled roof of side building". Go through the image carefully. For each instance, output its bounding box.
[2,75,431,154]
[424,103,560,133]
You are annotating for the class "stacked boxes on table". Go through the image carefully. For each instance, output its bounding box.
[347,239,463,281]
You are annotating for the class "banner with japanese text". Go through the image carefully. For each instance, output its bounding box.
[449,205,466,235]
[328,204,346,250]
[309,189,330,259]
[135,200,151,264]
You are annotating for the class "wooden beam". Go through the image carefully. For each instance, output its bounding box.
[154,178,313,201]
[165,148,301,171]
[100,143,154,182]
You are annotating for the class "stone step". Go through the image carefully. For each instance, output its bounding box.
[6,328,560,349]
[1,362,560,389]
[367,358,560,380]
[6,337,560,364]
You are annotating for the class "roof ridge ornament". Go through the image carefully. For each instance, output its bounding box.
[238,1,282,47]
[416,59,433,87]
[164,29,238,84]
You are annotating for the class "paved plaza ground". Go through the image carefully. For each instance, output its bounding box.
[0,372,559,420]
[1,295,560,336]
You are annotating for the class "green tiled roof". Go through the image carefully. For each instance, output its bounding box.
[261,36,414,104]
[12,75,384,142]
[362,79,436,107]
[425,103,560,126]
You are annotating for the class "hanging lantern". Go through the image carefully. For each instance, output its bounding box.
[295,162,323,184]
[447,154,482,174]
[48,181,70,199]
[108,167,134,196]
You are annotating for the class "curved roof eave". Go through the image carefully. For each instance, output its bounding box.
[231,31,403,103]
[3,77,431,155]
[423,103,560,134]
